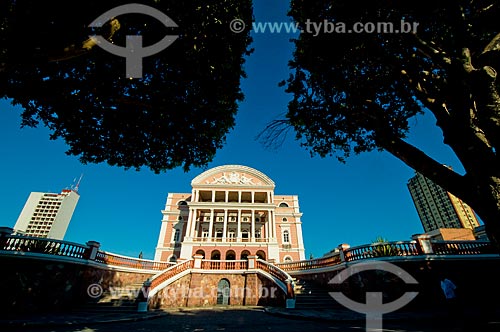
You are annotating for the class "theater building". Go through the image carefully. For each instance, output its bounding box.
[154,165,306,263]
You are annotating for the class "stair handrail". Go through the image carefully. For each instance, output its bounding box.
[256,259,295,298]
[275,253,342,271]
[148,259,195,293]
[95,250,175,271]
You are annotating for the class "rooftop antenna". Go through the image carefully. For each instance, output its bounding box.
[73,173,84,193]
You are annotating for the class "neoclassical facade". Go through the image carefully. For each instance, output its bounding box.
[154,165,306,263]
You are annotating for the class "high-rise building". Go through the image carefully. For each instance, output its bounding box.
[407,171,480,233]
[155,165,306,263]
[13,188,80,240]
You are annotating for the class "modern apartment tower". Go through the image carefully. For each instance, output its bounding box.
[13,187,80,240]
[407,171,480,233]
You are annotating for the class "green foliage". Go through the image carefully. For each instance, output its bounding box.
[0,0,253,173]
[273,0,500,246]
[282,0,499,162]
[371,237,399,257]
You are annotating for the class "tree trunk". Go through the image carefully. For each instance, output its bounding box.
[466,175,500,250]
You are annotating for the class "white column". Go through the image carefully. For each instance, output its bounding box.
[190,209,198,238]
[251,191,255,203]
[209,209,214,240]
[264,220,269,240]
[267,191,271,203]
[225,190,229,203]
[238,191,242,203]
[251,210,255,242]
[212,190,215,203]
[268,209,274,239]
[185,208,193,238]
[195,190,199,202]
[222,209,228,241]
[196,214,202,238]
[237,209,242,240]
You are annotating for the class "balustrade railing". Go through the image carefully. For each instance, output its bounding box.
[95,251,174,270]
[2,233,498,280]
[431,240,495,255]
[276,254,342,271]
[256,259,294,298]
[345,241,420,262]
[0,234,87,259]
[191,237,269,243]
[149,259,194,290]
[201,260,247,270]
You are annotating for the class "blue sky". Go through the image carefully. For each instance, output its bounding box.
[0,1,474,260]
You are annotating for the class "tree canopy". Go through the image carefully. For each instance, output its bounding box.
[0,0,253,173]
[271,0,500,245]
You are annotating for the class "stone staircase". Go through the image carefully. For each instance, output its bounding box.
[77,281,146,313]
[293,278,342,309]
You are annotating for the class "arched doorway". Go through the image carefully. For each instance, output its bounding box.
[211,250,221,260]
[195,250,205,258]
[168,255,177,263]
[241,250,250,260]
[225,250,236,260]
[256,250,266,260]
[217,279,230,305]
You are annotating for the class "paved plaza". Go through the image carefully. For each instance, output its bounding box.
[2,306,500,332]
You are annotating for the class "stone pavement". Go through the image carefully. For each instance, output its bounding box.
[1,310,168,329]
[1,305,499,329]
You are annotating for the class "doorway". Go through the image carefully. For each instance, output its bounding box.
[216,279,230,305]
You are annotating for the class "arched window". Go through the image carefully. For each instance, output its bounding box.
[177,200,188,206]
[283,230,290,243]
[168,255,177,263]
[225,250,236,260]
[195,249,205,258]
[284,256,293,262]
[282,217,288,222]
[241,250,251,260]
[279,202,289,208]
[211,250,221,260]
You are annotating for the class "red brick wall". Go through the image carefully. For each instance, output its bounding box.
[149,272,285,309]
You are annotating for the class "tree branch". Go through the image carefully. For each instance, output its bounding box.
[378,134,474,203]
[482,32,500,55]
[255,118,292,151]
[48,18,121,62]
[411,33,452,68]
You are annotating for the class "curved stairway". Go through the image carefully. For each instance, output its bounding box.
[77,281,146,313]
[293,278,342,309]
